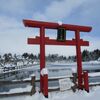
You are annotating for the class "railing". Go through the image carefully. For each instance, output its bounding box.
[0,75,100,97]
[0,64,39,79]
[0,76,73,97]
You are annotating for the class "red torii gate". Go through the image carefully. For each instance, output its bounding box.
[23,19,92,97]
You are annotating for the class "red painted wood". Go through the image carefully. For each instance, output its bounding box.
[40,27,46,93]
[23,19,92,96]
[43,74,48,98]
[83,71,89,92]
[75,30,83,89]
[23,19,92,32]
[28,37,89,46]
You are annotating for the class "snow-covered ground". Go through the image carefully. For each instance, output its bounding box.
[1,86,100,100]
[0,86,32,94]
[0,61,100,100]
[89,72,100,77]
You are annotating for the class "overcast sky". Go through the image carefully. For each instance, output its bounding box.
[0,0,100,56]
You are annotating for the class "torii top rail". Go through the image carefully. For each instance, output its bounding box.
[23,19,92,97]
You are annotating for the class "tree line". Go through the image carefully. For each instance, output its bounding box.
[0,49,100,65]
[68,49,100,62]
[82,49,100,61]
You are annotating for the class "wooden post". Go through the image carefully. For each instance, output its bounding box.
[43,74,48,98]
[30,76,36,95]
[83,71,89,92]
[41,68,48,98]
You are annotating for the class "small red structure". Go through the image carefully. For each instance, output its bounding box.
[23,19,92,97]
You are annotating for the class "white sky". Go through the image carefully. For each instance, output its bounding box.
[0,0,100,56]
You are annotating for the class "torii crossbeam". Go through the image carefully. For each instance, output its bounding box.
[23,19,92,97]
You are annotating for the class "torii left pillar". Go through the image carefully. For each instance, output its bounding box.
[40,27,48,97]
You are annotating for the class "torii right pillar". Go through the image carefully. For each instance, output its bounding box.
[75,30,89,92]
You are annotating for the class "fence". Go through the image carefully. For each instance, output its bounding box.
[0,75,100,97]
[0,75,74,97]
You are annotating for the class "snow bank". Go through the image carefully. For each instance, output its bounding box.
[1,86,100,100]
[89,72,100,77]
[88,60,100,64]
[0,86,32,94]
